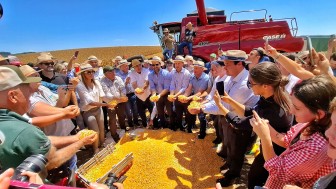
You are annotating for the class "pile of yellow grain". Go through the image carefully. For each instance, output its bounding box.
[83,129,223,189]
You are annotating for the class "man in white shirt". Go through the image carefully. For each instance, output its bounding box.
[100,66,128,142]
[214,50,259,187]
[129,59,153,127]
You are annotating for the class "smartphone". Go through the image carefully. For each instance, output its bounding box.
[74,51,79,58]
[265,37,269,46]
[216,81,225,96]
[218,43,222,50]
[306,36,315,66]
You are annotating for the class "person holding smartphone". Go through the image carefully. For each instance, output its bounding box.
[213,62,292,188]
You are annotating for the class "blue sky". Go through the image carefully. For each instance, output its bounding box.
[0,0,335,54]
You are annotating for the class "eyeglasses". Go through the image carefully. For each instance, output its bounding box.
[41,62,54,66]
[247,80,260,89]
[85,71,96,74]
[152,64,160,66]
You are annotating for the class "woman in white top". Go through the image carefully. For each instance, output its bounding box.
[77,64,113,154]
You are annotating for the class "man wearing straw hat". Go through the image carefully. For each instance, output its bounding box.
[185,60,209,139]
[162,28,175,60]
[37,52,67,85]
[168,55,192,131]
[148,56,173,129]
[178,22,196,56]
[86,55,104,80]
[129,59,153,127]
[116,59,140,127]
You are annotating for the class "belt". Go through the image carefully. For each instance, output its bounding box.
[126,92,135,97]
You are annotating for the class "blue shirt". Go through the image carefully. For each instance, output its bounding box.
[170,68,191,94]
[190,72,209,94]
[148,69,172,94]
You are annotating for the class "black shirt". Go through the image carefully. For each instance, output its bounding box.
[226,96,292,155]
[40,72,67,85]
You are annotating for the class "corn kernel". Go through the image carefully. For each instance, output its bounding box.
[81,129,223,189]
[135,88,144,93]
[78,129,97,139]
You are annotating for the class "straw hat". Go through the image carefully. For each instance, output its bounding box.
[86,55,102,64]
[163,28,169,33]
[20,65,42,77]
[173,55,185,64]
[77,63,98,74]
[131,59,142,68]
[37,52,54,64]
[193,60,207,70]
[112,56,123,63]
[221,50,248,61]
[149,56,164,66]
[186,22,193,27]
[117,59,131,68]
[185,55,194,62]
[0,55,7,62]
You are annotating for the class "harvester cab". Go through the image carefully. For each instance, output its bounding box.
[150,0,305,62]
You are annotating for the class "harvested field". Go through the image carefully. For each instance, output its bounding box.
[16,46,162,66]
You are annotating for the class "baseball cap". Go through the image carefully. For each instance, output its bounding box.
[103,66,115,73]
[0,65,41,91]
[210,53,217,58]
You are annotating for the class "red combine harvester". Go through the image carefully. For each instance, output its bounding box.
[150,0,304,61]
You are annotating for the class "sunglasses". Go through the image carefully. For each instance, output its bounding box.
[152,64,160,66]
[85,71,96,74]
[41,62,54,66]
[247,80,260,89]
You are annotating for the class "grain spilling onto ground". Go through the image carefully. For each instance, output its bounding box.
[83,129,223,189]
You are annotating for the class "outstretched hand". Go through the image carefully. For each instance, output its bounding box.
[0,168,13,189]
[249,110,271,139]
[213,90,222,105]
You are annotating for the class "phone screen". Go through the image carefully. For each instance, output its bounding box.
[216,81,225,96]
[74,51,79,58]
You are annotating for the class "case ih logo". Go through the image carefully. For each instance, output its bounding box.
[198,41,209,46]
[263,34,286,41]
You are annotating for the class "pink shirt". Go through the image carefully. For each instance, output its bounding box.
[264,123,336,189]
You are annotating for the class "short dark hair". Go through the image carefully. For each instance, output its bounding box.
[233,61,246,67]
[330,52,336,61]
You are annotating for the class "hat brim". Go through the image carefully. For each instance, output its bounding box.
[77,67,99,74]
[221,56,247,62]
[117,62,131,68]
[149,60,164,66]
[22,77,42,84]
[193,64,208,70]
[173,60,185,64]
[132,62,142,68]
[85,59,102,65]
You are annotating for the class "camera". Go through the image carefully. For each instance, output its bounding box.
[11,154,48,182]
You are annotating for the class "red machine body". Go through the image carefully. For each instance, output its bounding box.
[151,0,304,61]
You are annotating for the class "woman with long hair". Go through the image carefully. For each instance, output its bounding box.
[214,62,292,187]
[77,63,113,154]
[250,75,336,189]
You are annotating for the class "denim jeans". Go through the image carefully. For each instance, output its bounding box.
[163,48,174,60]
[126,93,139,126]
[178,41,193,55]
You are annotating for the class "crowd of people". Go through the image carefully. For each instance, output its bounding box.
[0,33,336,189]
